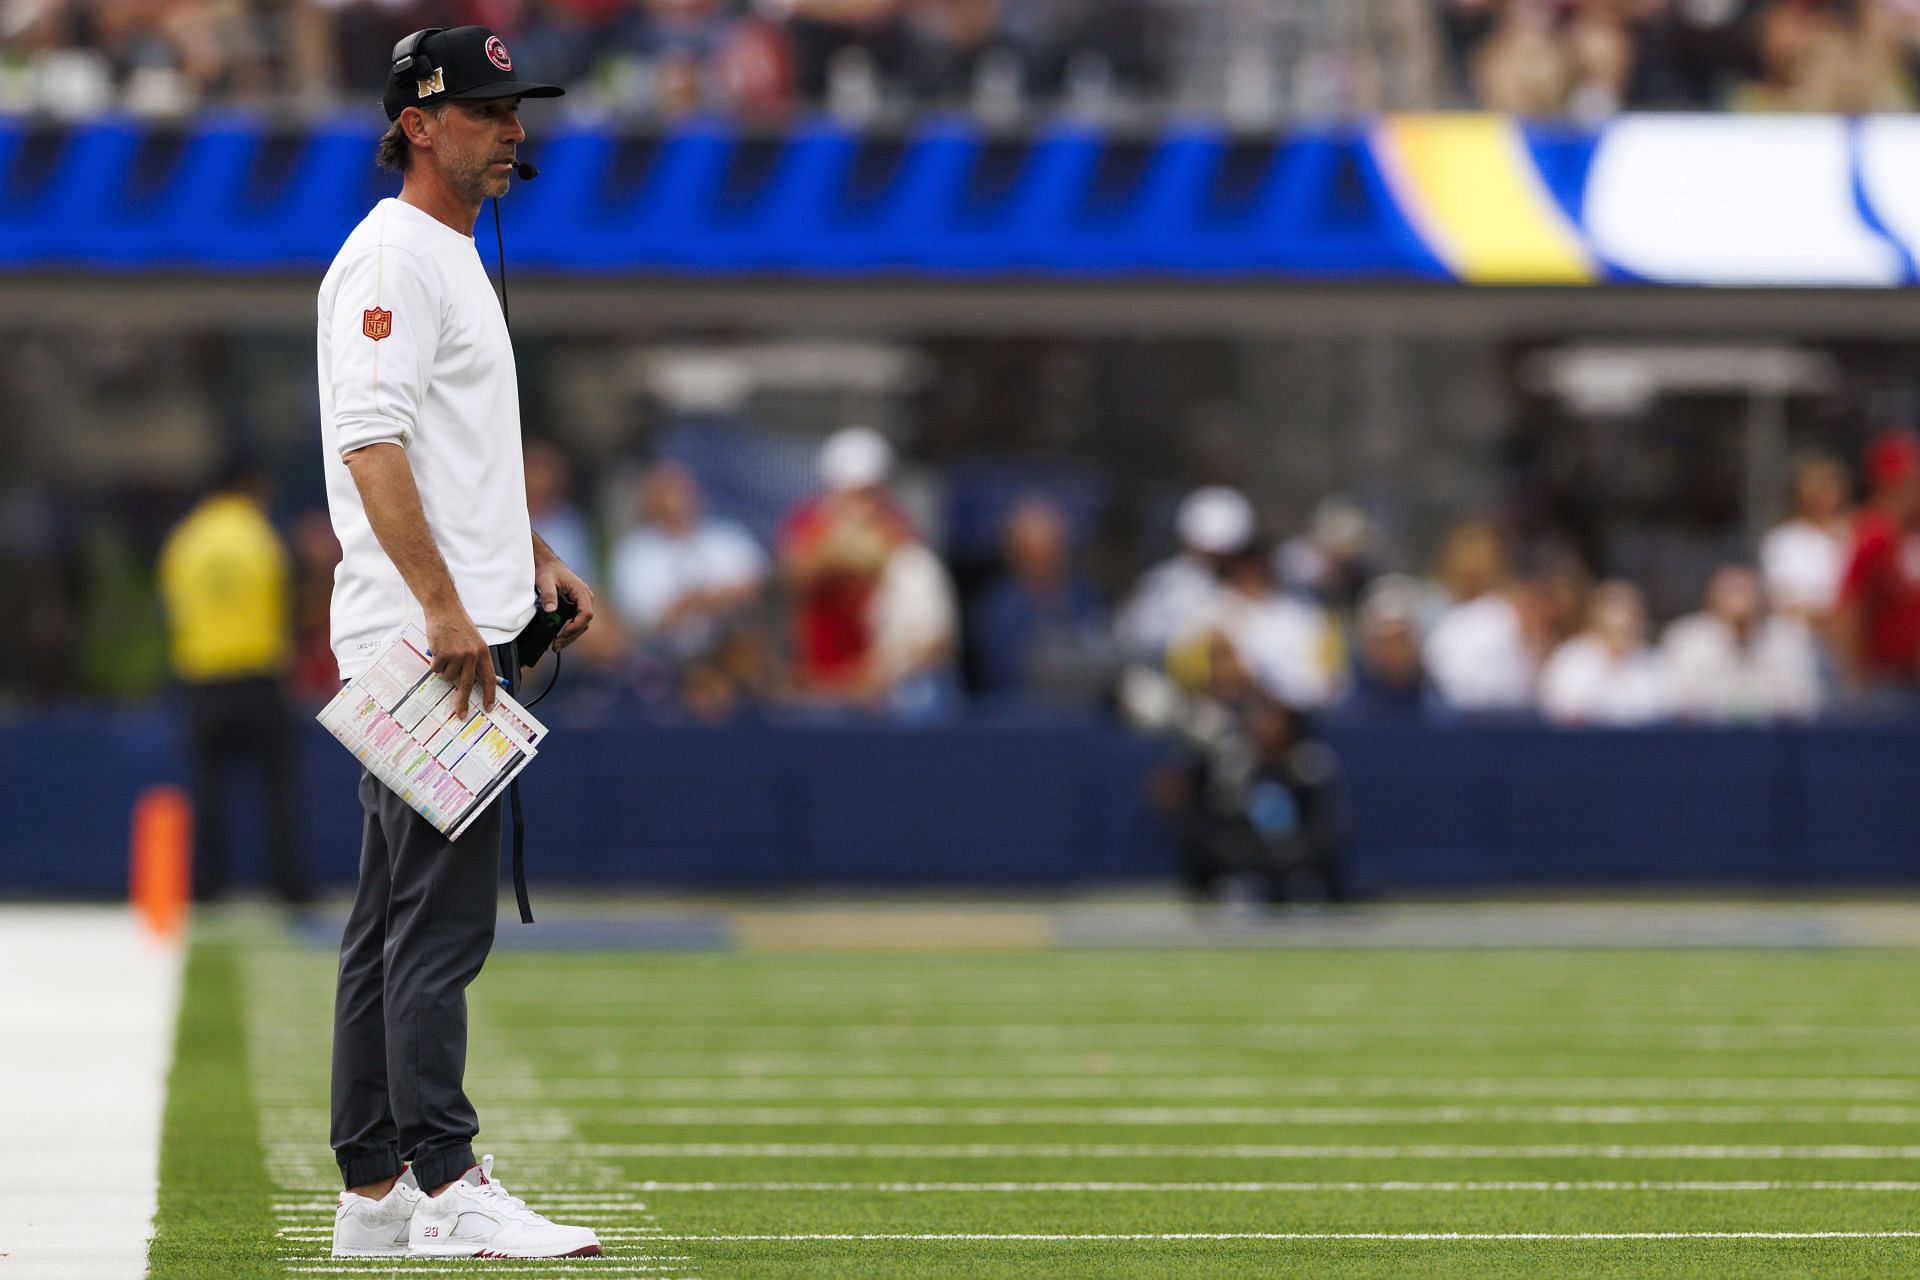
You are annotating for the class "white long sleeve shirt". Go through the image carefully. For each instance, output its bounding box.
[317,197,535,678]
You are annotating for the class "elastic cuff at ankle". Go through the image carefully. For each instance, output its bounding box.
[410,1143,476,1194]
[337,1147,403,1191]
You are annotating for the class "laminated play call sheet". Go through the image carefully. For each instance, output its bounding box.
[317,625,546,840]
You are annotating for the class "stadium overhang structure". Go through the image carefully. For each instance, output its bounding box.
[12,276,1920,340]
[8,111,1920,333]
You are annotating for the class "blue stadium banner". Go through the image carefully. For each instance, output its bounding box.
[2,112,1918,283]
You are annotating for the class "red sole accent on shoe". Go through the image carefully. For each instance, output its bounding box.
[472,1245,602,1259]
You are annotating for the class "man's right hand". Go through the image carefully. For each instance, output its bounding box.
[426,608,494,717]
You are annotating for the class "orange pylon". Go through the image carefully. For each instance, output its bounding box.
[130,785,190,938]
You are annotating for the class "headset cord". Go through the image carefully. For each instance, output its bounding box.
[522,649,561,708]
[491,196,510,326]
[492,196,563,714]
[494,192,539,925]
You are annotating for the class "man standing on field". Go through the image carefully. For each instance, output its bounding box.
[316,25,601,1260]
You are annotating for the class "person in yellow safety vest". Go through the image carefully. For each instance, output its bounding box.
[157,454,311,905]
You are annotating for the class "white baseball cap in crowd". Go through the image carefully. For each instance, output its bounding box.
[819,426,894,492]
[1176,486,1255,555]
[1357,573,1424,636]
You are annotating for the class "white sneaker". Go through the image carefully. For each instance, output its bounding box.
[331,1167,423,1257]
[408,1154,602,1259]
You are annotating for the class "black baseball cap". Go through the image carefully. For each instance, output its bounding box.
[382,26,564,122]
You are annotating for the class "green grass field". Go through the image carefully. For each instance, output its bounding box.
[148,921,1920,1278]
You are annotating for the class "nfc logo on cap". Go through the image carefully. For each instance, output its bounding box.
[415,67,444,98]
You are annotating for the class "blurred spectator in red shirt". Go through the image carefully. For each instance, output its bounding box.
[711,10,798,116]
[778,426,916,699]
[1834,429,1920,700]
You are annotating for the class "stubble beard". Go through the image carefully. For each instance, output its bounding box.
[448,149,508,204]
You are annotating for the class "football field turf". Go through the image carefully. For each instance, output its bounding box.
[149,921,1920,1278]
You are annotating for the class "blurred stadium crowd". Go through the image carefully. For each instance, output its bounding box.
[8,0,1920,119]
[25,419,1915,733]
[548,423,1920,731]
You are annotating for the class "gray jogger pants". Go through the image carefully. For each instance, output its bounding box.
[330,642,517,1192]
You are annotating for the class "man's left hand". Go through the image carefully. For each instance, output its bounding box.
[534,558,596,651]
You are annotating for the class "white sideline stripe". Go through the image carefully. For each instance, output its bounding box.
[579,1142,1920,1159]
[0,908,184,1280]
[576,1104,1920,1126]
[648,1231,1920,1242]
[621,1180,1920,1194]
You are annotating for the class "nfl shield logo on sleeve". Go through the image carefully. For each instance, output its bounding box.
[363,308,392,341]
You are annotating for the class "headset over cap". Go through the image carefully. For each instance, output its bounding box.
[383,26,564,122]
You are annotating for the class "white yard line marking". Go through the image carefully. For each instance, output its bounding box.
[569,1104,1920,1126]
[468,1051,1920,1075]
[526,1023,1920,1046]
[0,907,184,1280]
[620,1180,1920,1193]
[647,1231,1920,1242]
[512,1044,1882,1066]
[579,1142,1920,1159]
[533,1075,1920,1101]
